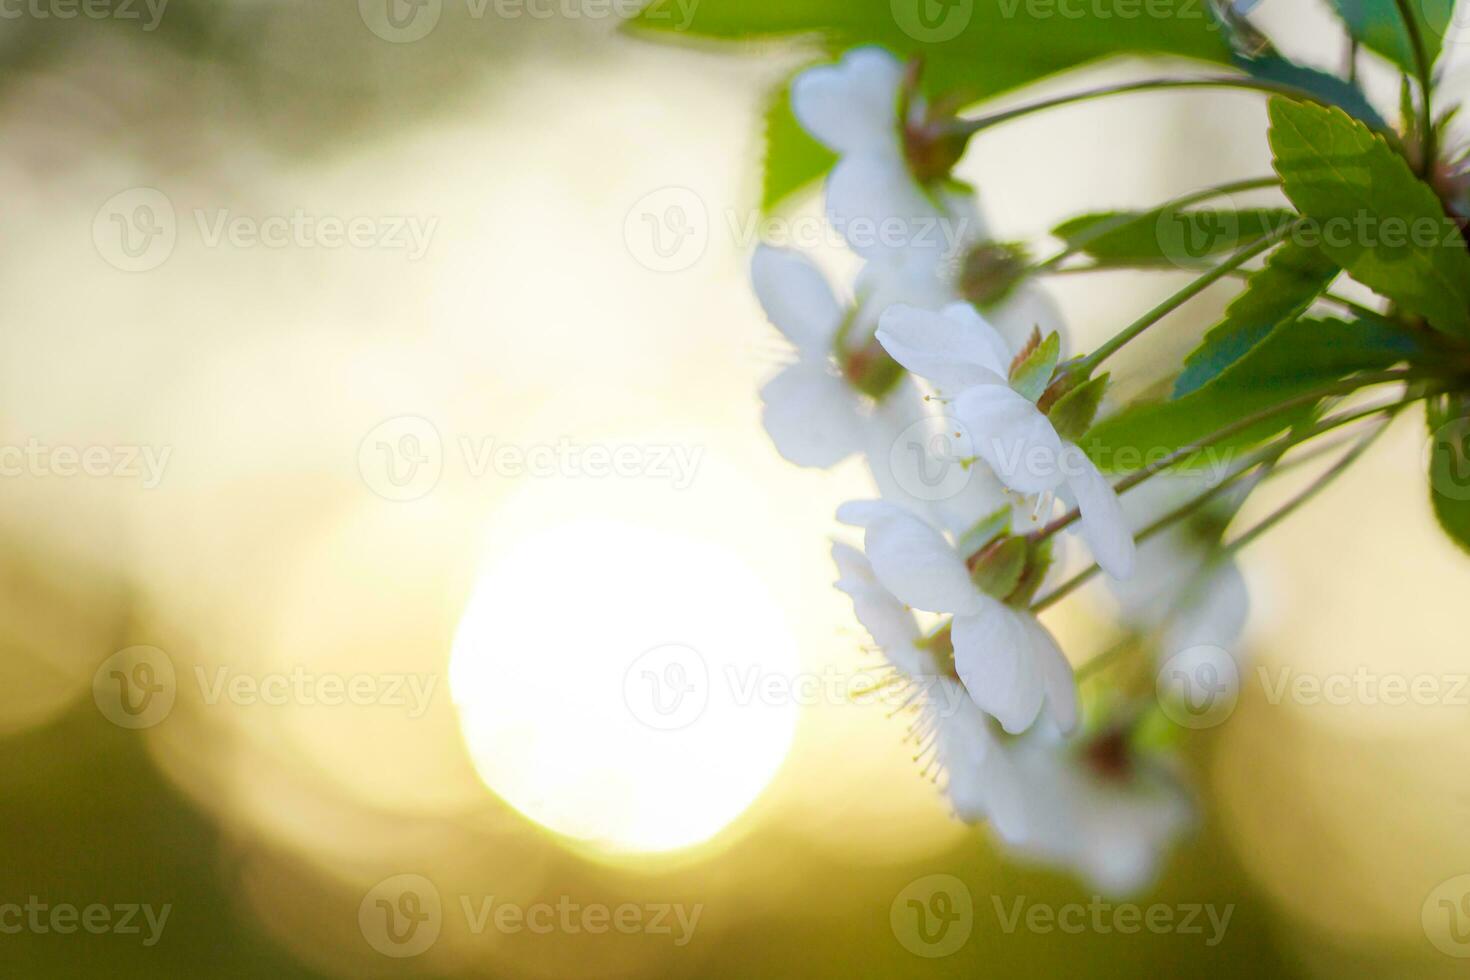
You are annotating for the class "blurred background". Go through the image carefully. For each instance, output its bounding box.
[3,0,1470,975]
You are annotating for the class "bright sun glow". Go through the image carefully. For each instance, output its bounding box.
[449,517,800,854]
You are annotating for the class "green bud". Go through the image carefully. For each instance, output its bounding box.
[1004,537,1053,607]
[1009,330,1061,403]
[968,535,1028,599]
[958,242,1030,309]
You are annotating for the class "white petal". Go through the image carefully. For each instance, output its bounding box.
[790,47,905,155]
[826,153,942,261]
[1162,558,1250,655]
[954,385,1066,494]
[1064,447,1136,580]
[750,244,842,356]
[760,361,864,468]
[940,302,1015,372]
[929,686,1004,811]
[835,499,906,528]
[830,542,937,678]
[865,388,1012,538]
[862,506,982,615]
[1022,615,1078,735]
[875,303,1010,391]
[850,254,956,340]
[952,604,1045,734]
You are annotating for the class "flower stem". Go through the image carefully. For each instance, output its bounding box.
[1031,367,1420,544]
[1033,175,1282,272]
[1219,411,1399,556]
[1037,262,1409,328]
[952,77,1371,137]
[1393,0,1436,176]
[1075,223,1296,374]
[1031,391,1428,612]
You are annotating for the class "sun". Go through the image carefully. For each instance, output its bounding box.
[449,517,800,854]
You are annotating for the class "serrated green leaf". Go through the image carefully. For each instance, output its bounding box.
[1053,208,1295,266]
[1427,392,1470,553]
[1330,0,1453,75]
[1086,316,1422,473]
[1009,331,1060,403]
[1233,52,1387,131]
[1174,242,1339,397]
[1050,373,1108,444]
[1268,98,1470,339]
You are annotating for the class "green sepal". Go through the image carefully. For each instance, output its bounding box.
[1047,372,1109,443]
[969,536,1028,599]
[1005,537,1054,608]
[1009,331,1060,403]
[956,504,1012,558]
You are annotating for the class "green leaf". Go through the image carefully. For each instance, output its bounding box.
[1174,242,1340,397]
[628,0,1232,72]
[1085,316,1421,472]
[1048,373,1108,444]
[1009,331,1060,403]
[1052,208,1295,267]
[761,79,836,212]
[1427,392,1470,553]
[630,0,1234,210]
[1329,0,1453,74]
[1233,53,1387,131]
[1268,98,1470,339]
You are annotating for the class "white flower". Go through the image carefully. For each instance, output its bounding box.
[837,500,1078,735]
[990,723,1194,895]
[791,47,974,264]
[751,242,969,471]
[751,243,884,467]
[831,541,1027,836]
[875,302,1136,579]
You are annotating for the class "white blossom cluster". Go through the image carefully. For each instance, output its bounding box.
[751,47,1252,894]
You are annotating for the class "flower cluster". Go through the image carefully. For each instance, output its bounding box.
[753,48,1223,894]
[653,0,1470,904]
